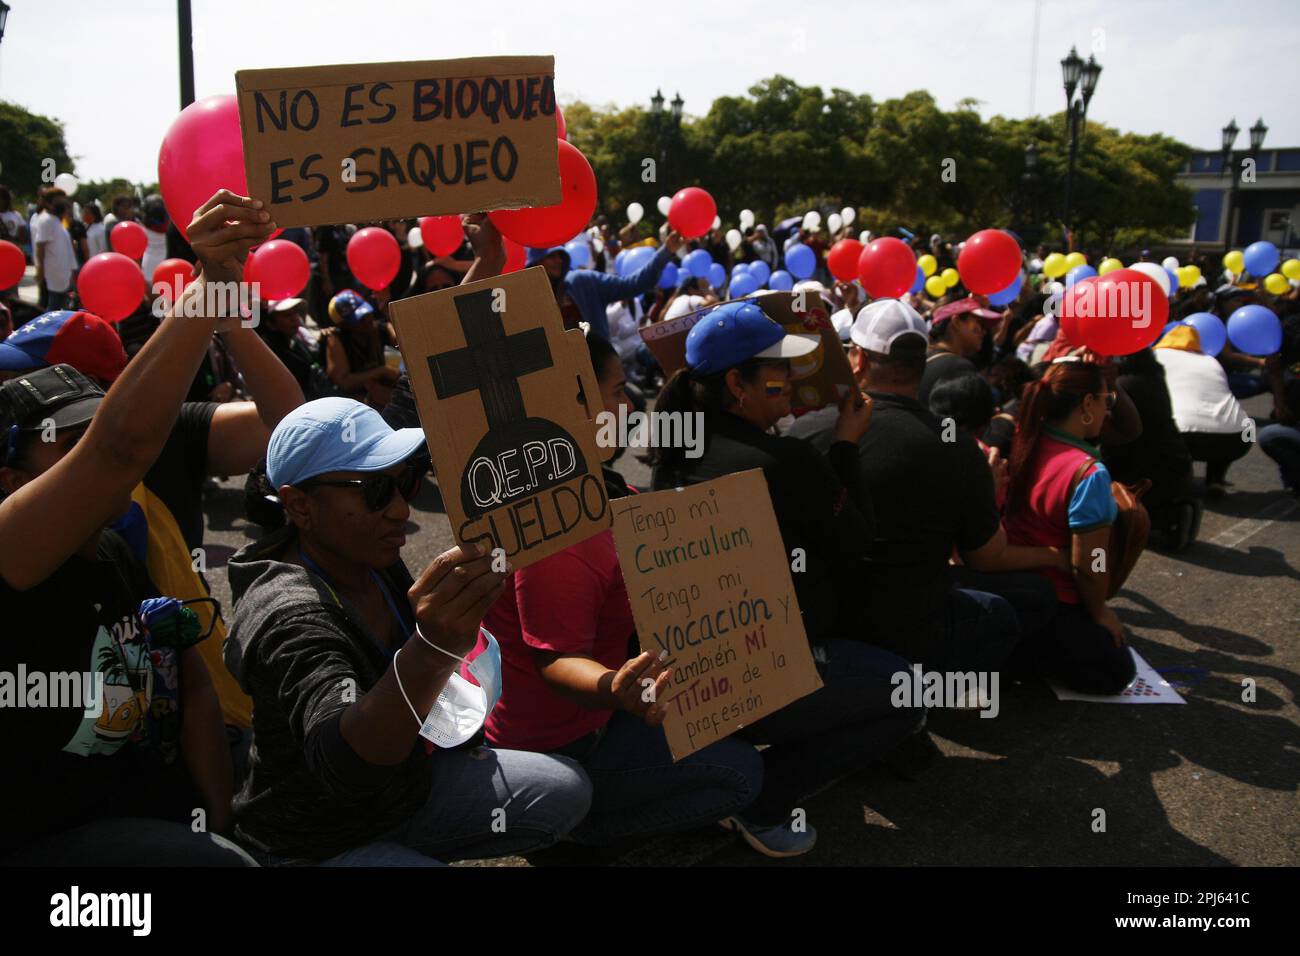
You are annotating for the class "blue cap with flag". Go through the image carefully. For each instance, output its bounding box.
[684,300,818,375]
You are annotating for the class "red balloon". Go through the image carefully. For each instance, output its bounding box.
[109,220,148,260]
[248,239,310,300]
[957,229,1022,295]
[502,237,527,274]
[0,240,25,289]
[1057,276,1094,347]
[857,237,916,298]
[1067,269,1169,356]
[667,186,716,240]
[158,94,281,242]
[346,227,402,291]
[151,257,196,303]
[490,140,597,249]
[77,252,146,323]
[419,215,465,257]
[826,239,864,282]
[556,105,567,141]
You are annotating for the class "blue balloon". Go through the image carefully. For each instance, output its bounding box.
[728,272,759,298]
[707,262,727,289]
[1165,266,1179,296]
[768,270,794,291]
[909,265,924,295]
[564,240,590,269]
[1242,241,1280,277]
[618,245,656,277]
[747,259,772,286]
[731,262,750,278]
[1063,265,1095,289]
[785,243,816,280]
[1182,312,1226,357]
[988,272,1025,305]
[658,262,679,289]
[1226,304,1282,355]
[685,248,713,279]
[614,249,628,273]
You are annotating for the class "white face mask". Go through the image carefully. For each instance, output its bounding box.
[418,630,502,749]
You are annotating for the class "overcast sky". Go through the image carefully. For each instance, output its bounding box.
[1,0,1296,185]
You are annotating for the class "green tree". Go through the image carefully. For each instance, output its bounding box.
[0,101,75,200]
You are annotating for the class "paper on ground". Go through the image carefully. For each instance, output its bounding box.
[1050,649,1186,704]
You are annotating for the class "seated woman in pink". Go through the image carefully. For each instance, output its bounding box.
[1003,358,1137,694]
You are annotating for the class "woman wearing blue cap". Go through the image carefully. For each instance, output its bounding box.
[648,300,922,854]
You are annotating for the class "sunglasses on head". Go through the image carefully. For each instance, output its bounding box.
[299,460,423,511]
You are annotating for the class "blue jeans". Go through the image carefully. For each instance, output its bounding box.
[1,817,258,866]
[312,747,591,867]
[1259,423,1300,490]
[553,710,762,845]
[45,288,69,311]
[735,638,922,824]
[1226,371,1269,399]
[950,568,1059,641]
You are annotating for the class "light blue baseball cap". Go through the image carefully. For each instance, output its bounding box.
[266,397,426,488]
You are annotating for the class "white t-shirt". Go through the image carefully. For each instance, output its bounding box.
[85,222,108,257]
[0,210,25,241]
[664,294,708,321]
[1153,347,1248,435]
[32,211,77,293]
[142,228,169,281]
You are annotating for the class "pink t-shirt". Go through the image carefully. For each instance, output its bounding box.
[483,529,636,752]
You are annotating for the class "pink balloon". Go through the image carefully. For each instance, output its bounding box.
[158,94,281,242]
[668,187,716,240]
[77,253,146,323]
[419,215,465,257]
[109,220,148,260]
[0,240,25,289]
[346,227,402,291]
[247,239,310,300]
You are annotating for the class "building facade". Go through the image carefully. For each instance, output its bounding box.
[1170,147,1300,254]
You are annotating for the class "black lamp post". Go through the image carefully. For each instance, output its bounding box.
[1019,141,1041,245]
[650,90,682,187]
[1222,117,1266,248]
[0,2,11,46]
[1061,46,1102,246]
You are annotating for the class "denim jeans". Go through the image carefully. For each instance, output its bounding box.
[310,747,592,867]
[1226,371,1269,399]
[1,817,258,867]
[552,710,763,846]
[950,567,1059,641]
[735,638,923,824]
[1259,423,1300,490]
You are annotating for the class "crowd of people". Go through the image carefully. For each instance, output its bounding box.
[1,177,1297,867]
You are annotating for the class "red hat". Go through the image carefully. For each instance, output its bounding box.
[931,296,1002,326]
[0,310,128,383]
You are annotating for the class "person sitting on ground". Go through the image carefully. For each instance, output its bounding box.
[323,289,400,409]
[224,398,592,866]
[788,301,1063,675]
[1153,324,1253,497]
[0,189,278,866]
[1003,357,1138,695]
[649,300,923,852]
[257,298,337,402]
[1258,308,1300,495]
[920,296,1000,405]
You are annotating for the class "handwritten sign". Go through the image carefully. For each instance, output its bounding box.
[388,267,612,570]
[236,56,562,227]
[639,291,853,415]
[611,470,823,760]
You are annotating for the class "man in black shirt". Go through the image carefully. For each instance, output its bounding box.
[788,299,1064,673]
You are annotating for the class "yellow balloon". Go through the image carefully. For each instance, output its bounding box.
[1224,250,1245,273]
[1098,257,1122,275]
[925,275,947,298]
[941,267,960,288]
[918,254,937,277]
[1042,252,1068,278]
[1064,251,1087,270]
[1264,273,1289,296]
[1184,265,1201,284]
[1282,258,1300,281]
[1176,266,1195,287]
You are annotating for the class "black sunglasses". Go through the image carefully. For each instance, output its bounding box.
[299,461,423,511]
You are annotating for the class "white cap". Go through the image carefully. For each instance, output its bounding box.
[831,307,854,342]
[849,299,929,353]
[270,297,304,313]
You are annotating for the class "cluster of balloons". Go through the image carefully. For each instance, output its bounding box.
[1042,250,1089,280]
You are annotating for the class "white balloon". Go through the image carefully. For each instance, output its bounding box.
[592,237,605,254]
[656,195,672,217]
[407,227,424,250]
[54,172,79,195]
[827,213,842,234]
[841,206,856,226]
[859,230,872,244]
[1131,261,1171,296]
[1161,256,1179,271]
[739,208,755,230]
[803,210,822,231]
[627,201,644,225]
[726,228,742,251]
[712,215,721,231]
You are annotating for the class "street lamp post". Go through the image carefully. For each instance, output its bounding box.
[1222,117,1267,249]
[1061,46,1102,248]
[1019,141,1041,246]
[650,89,683,187]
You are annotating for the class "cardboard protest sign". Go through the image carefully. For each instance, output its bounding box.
[388,267,612,570]
[236,56,561,227]
[611,469,823,760]
[639,291,854,414]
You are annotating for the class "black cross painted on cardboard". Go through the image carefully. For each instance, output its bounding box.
[428,287,588,518]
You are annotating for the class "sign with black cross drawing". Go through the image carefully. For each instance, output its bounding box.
[388,266,614,570]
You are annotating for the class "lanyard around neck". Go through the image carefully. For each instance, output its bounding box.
[299,549,408,660]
